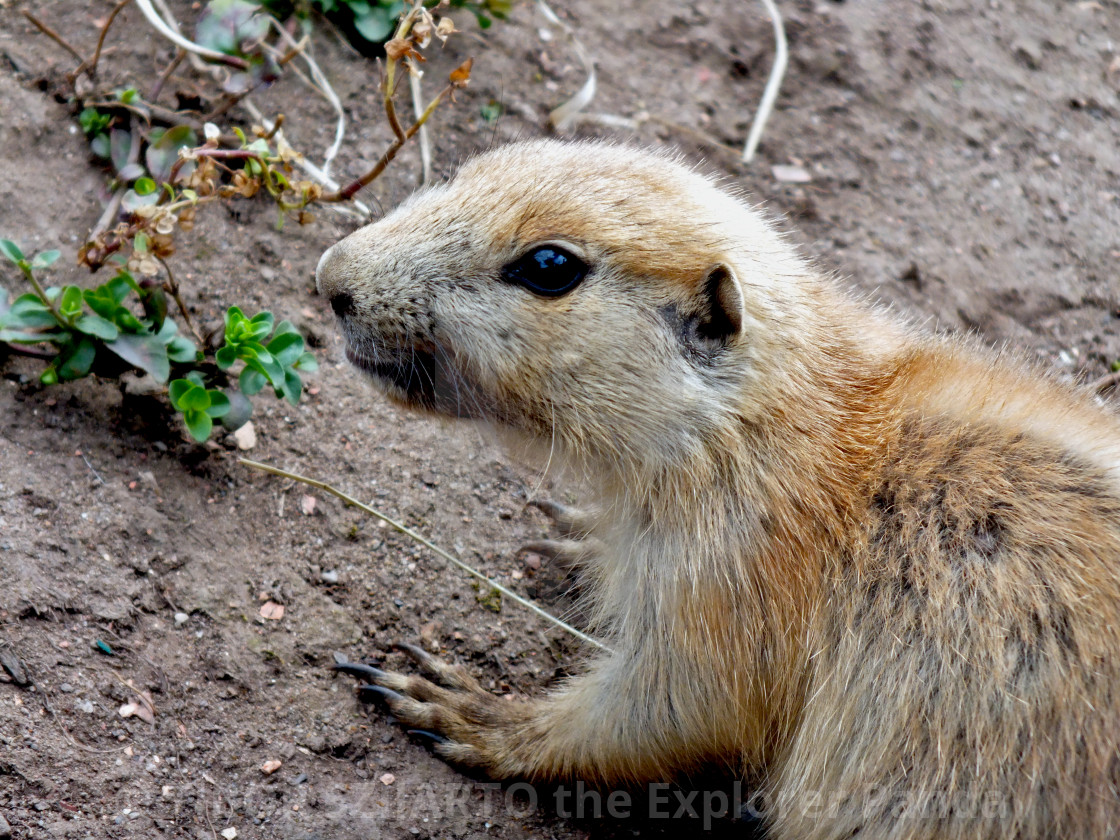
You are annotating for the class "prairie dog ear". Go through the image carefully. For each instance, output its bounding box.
[697,263,745,343]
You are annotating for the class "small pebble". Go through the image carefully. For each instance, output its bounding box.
[320,570,339,584]
[174,612,189,627]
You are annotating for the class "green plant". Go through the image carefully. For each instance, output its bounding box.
[1,240,316,444]
[216,307,318,406]
[11,0,472,448]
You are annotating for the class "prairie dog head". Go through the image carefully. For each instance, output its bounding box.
[316,140,813,472]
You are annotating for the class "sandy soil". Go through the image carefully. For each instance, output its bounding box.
[0,0,1117,838]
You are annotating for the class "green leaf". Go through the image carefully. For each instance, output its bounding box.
[107,272,140,302]
[105,333,170,382]
[224,306,246,339]
[58,338,96,380]
[242,342,272,363]
[195,0,270,56]
[111,306,145,333]
[248,310,274,338]
[215,345,237,369]
[117,162,146,181]
[146,125,198,183]
[281,367,302,405]
[60,286,83,319]
[140,284,168,331]
[272,319,298,337]
[169,378,193,410]
[121,189,159,213]
[244,318,272,342]
[181,383,211,412]
[110,128,133,175]
[0,240,25,263]
[40,366,59,385]
[31,250,61,269]
[7,294,58,328]
[82,291,118,321]
[167,335,197,363]
[239,366,266,396]
[90,134,111,159]
[352,5,394,42]
[79,107,111,136]
[294,351,318,372]
[266,330,303,366]
[185,370,206,387]
[118,87,138,104]
[480,101,502,123]
[247,346,283,385]
[204,390,231,418]
[182,408,213,442]
[75,313,120,340]
[0,329,66,344]
[220,389,254,429]
[134,177,157,196]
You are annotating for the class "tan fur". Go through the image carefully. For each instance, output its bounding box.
[316,139,1120,838]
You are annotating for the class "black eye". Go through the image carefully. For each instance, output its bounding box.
[500,246,588,298]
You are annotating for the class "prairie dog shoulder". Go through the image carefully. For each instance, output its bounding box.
[317,139,1120,839]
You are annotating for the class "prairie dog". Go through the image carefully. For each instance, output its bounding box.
[316,140,1120,839]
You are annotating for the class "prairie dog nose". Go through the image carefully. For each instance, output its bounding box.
[315,242,354,319]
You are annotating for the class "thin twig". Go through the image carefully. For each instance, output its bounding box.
[742,0,789,163]
[156,256,205,346]
[240,459,610,652]
[91,186,127,240]
[149,48,186,103]
[1090,370,1120,395]
[321,84,454,202]
[88,0,133,81]
[21,10,85,65]
[410,72,432,184]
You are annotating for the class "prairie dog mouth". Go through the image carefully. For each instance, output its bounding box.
[345,344,437,409]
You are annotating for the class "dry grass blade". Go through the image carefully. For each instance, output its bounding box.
[537,0,597,131]
[742,0,789,163]
[240,458,611,652]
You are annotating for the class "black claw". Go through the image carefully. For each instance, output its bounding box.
[357,683,404,704]
[407,729,448,745]
[334,662,389,681]
[394,642,435,667]
[528,498,567,519]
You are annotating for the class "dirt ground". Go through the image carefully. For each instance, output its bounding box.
[0,0,1118,837]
